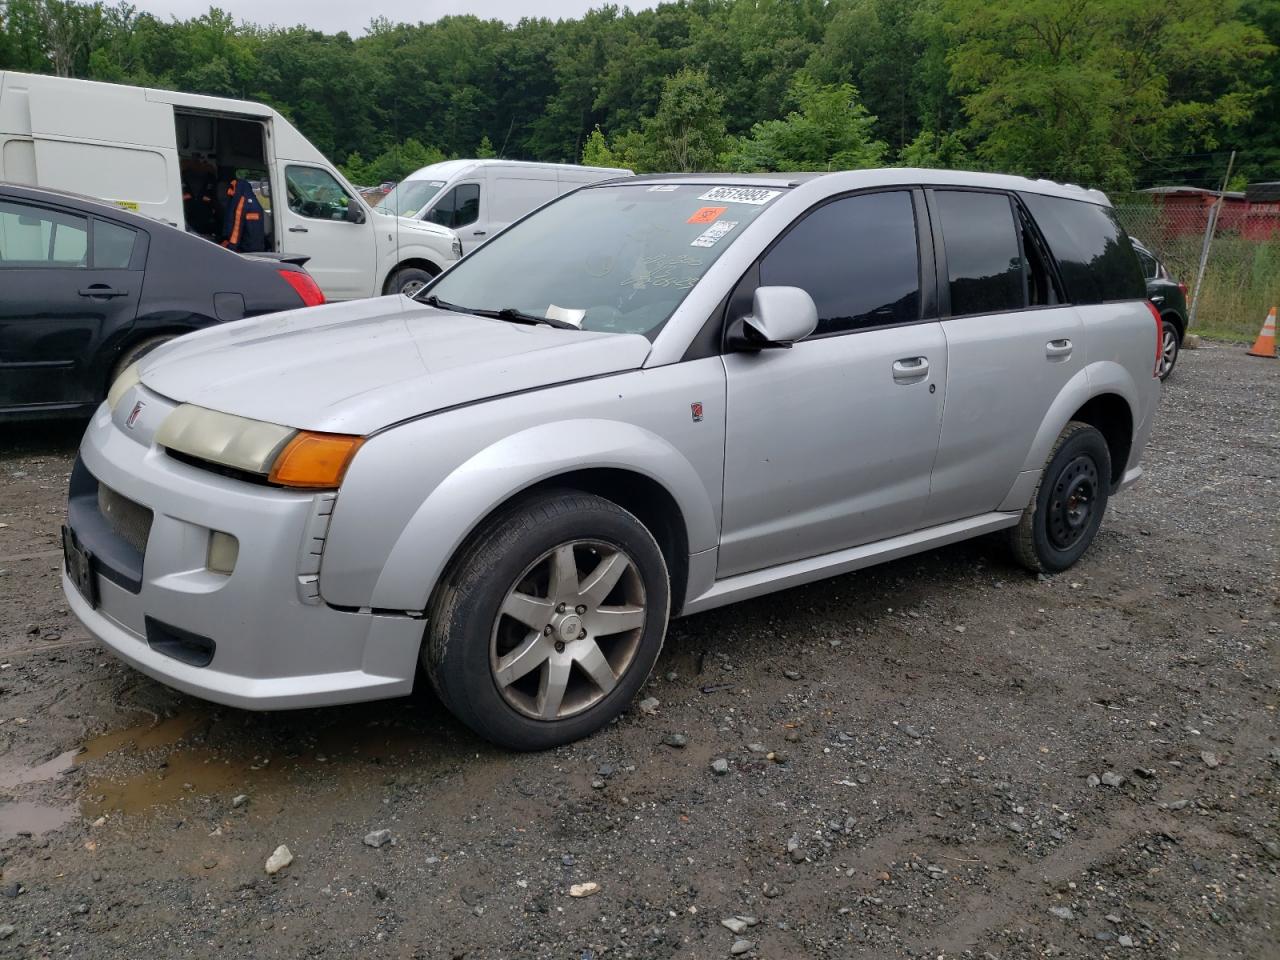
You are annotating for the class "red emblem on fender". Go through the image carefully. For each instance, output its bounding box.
[126,400,146,429]
[690,402,703,423]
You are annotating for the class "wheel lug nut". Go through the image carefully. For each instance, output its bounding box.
[575,604,587,615]
[556,603,566,613]
[554,641,565,653]
[543,625,553,636]
[579,629,587,639]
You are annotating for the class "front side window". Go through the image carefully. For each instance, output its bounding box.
[426,183,481,229]
[424,182,784,338]
[0,200,88,267]
[758,191,920,336]
[934,190,1024,317]
[285,166,354,221]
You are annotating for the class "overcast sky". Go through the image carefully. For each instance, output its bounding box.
[129,1,649,35]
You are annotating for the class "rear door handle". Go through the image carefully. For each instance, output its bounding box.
[892,356,930,382]
[78,285,126,299]
[288,226,309,233]
[472,230,486,237]
[1046,338,1073,359]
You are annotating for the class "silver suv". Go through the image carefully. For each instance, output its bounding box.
[63,170,1161,748]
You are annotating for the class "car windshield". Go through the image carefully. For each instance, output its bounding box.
[378,179,447,217]
[421,182,786,338]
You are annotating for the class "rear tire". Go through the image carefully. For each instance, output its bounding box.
[1010,421,1111,573]
[424,490,670,750]
[110,335,176,386]
[1158,319,1181,380]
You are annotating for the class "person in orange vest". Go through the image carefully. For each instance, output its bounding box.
[221,175,267,253]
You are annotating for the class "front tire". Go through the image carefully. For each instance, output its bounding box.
[387,266,435,298]
[424,490,670,750]
[1010,421,1112,573]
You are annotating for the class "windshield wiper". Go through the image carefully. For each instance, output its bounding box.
[418,294,579,330]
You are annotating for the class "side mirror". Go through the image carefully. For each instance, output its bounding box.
[726,286,818,351]
[344,202,366,225]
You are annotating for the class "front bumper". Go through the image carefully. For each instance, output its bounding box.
[63,398,422,710]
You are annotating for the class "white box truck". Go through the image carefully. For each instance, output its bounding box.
[379,159,632,254]
[0,71,461,300]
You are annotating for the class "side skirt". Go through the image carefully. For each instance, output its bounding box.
[679,511,1020,616]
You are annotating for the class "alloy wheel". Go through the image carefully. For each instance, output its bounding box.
[489,540,647,721]
[1159,325,1178,378]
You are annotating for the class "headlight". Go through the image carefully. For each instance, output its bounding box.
[107,362,142,411]
[156,404,363,489]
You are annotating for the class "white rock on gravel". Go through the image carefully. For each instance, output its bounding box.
[264,845,293,875]
[569,882,600,898]
[1100,771,1125,787]
[638,697,660,715]
[721,918,749,934]
[731,939,755,955]
[364,829,393,848]
[1049,906,1074,920]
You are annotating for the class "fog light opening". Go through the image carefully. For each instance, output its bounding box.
[207,531,239,575]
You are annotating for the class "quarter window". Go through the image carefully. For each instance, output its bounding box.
[93,220,138,269]
[1019,193,1146,303]
[0,201,89,267]
[758,191,920,336]
[934,190,1024,316]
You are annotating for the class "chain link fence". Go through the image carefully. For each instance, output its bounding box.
[1113,193,1280,341]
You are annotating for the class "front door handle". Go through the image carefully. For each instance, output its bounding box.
[472,230,486,237]
[892,356,930,382]
[288,226,309,233]
[1046,338,1073,360]
[78,285,126,299]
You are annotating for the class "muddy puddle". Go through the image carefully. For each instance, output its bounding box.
[2,702,459,835]
[75,706,450,819]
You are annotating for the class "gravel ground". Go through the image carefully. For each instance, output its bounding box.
[0,341,1276,959]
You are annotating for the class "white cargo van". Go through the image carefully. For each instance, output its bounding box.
[379,159,632,253]
[0,71,461,300]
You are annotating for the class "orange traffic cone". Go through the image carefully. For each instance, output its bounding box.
[1247,306,1277,359]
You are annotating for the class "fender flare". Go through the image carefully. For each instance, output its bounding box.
[999,361,1140,510]
[368,418,718,612]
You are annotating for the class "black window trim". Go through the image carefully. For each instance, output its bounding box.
[718,184,936,352]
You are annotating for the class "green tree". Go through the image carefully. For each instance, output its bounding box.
[944,0,1272,190]
[580,125,618,167]
[475,134,496,158]
[725,80,887,171]
[628,67,731,172]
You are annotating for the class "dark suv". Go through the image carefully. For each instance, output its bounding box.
[1133,239,1188,380]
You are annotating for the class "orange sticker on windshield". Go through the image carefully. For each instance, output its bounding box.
[687,206,727,224]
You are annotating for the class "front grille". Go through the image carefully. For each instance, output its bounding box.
[97,484,153,554]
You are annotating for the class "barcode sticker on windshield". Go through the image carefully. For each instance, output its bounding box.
[697,186,781,205]
[691,220,738,247]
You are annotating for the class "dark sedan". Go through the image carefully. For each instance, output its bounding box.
[1,183,325,420]
[1133,238,1189,380]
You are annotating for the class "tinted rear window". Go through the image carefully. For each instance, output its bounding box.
[1020,193,1145,303]
[934,190,1024,316]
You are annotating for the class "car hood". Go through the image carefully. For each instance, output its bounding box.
[137,297,652,434]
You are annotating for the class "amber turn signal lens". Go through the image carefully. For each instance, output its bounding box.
[268,432,363,488]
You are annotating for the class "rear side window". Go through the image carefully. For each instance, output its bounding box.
[93,220,138,269]
[933,190,1023,316]
[758,190,920,335]
[1020,193,1145,303]
[1135,247,1158,281]
[0,200,88,266]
